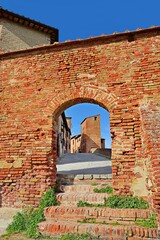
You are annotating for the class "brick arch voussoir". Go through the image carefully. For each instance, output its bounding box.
[46,85,118,117]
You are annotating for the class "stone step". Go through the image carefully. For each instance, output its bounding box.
[56,192,109,205]
[44,206,151,225]
[56,174,112,186]
[38,220,158,239]
[59,183,112,193]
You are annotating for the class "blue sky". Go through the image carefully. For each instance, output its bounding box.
[1,0,160,42]
[1,0,159,147]
[65,104,111,148]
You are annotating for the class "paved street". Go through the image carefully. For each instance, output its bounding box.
[57,153,112,175]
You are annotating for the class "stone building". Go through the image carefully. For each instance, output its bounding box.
[71,134,81,153]
[0,6,58,52]
[57,113,71,158]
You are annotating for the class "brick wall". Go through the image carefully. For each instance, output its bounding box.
[81,115,101,153]
[0,19,50,52]
[0,28,160,220]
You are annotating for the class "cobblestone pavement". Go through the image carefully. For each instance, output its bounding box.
[57,153,112,175]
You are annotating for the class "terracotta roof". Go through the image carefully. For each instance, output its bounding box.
[0,6,58,42]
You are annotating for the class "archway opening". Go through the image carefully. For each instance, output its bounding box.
[55,101,112,178]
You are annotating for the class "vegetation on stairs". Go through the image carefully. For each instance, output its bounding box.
[38,176,158,239]
[3,175,158,239]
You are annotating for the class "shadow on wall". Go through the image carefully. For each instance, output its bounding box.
[80,134,112,158]
[80,134,101,153]
[56,174,75,189]
[57,153,111,165]
[57,165,112,175]
[92,148,112,158]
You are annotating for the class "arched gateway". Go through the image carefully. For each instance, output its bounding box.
[0,27,160,221]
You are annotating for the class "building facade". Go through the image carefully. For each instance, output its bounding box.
[81,114,104,153]
[71,134,81,153]
[57,113,71,158]
[0,7,58,53]
[71,115,106,153]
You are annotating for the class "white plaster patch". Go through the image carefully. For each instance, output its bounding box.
[131,165,148,196]
[130,59,140,64]
[9,79,17,85]
[13,158,23,168]
[147,179,153,188]
[77,73,96,79]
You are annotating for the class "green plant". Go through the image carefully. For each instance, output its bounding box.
[54,183,61,193]
[125,229,129,238]
[58,233,99,240]
[77,200,93,207]
[77,196,149,209]
[78,218,96,224]
[6,212,26,234]
[6,188,60,238]
[1,233,53,240]
[0,233,11,240]
[77,200,103,208]
[39,188,60,209]
[78,218,124,227]
[25,208,44,238]
[110,221,121,226]
[91,183,98,186]
[104,196,149,209]
[93,186,113,194]
[135,214,157,228]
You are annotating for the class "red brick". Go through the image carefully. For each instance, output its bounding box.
[0,28,159,223]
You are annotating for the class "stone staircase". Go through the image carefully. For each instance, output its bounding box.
[56,174,112,206]
[38,174,158,239]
